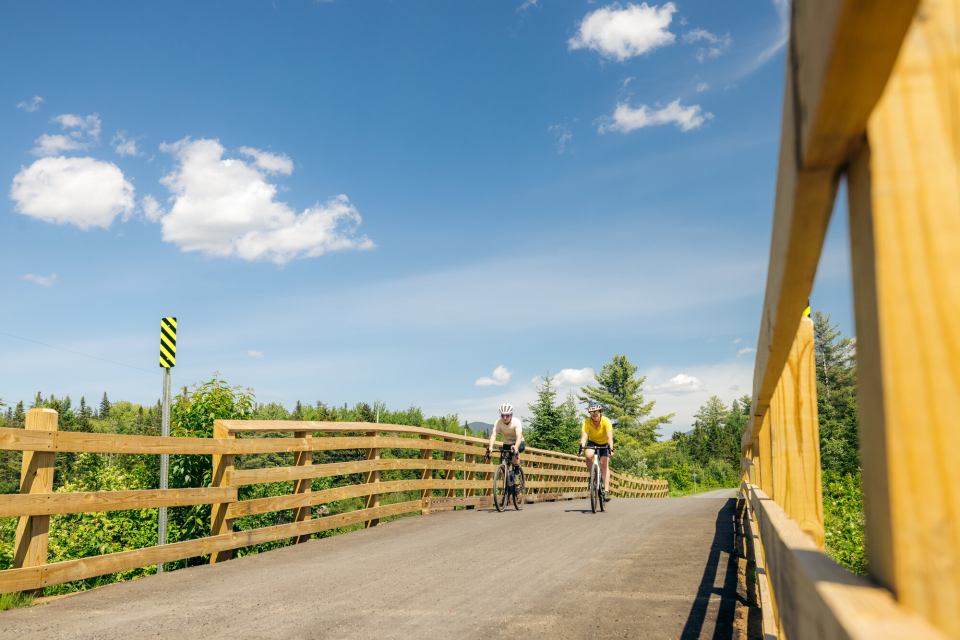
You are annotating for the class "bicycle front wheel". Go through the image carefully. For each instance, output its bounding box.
[589,462,598,513]
[513,469,526,510]
[493,464,508,512]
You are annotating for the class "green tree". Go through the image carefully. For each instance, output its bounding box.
[13,401,24,428]
[812,311,859,475]
[579,354,674,447]
[99,392,111,419]
[526,374,571,452]
[31,392,42,409]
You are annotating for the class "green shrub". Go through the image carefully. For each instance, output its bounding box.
[823,471,866,574]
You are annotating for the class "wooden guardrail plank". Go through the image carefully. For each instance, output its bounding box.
[847,2,960,634]
[419,435,433,515]
[0,501,423,594]
[13,408,57,596]
[0,487,238,518]
[292,430,312,541]
[363,430,379,527]
[743,483,947,640]
[228,457,497,487]
[742,0,921,447]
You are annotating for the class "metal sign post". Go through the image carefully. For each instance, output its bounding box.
[157,317,177,573]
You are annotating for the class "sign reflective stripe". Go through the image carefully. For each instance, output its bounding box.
[160,317,177,368]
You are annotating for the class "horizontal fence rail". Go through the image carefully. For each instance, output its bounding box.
[0,414,667,595]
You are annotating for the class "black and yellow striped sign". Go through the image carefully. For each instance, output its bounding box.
[160,317,177,368]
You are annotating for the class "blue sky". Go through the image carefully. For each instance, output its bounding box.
[1,1,855,433]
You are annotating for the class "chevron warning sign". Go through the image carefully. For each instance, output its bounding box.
[160,317,177,368]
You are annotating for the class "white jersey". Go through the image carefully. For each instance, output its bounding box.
[494,417,523,445]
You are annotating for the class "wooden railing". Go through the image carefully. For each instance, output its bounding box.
[0,413,666,595]
[740,0,959,638]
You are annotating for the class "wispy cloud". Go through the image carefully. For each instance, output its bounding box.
[549,124,572,153]
[112,131,143,157]
[696,82,709,92]
[31,113,102,156]
[729,384,740,391]
[477,365,512,387]
[739,346,755,355]
[683,28,732,62]
[517,0,539,12]
[23,273,56,286]
[598,98,712,133]
[248,350,263,358]
[732,338,741,344]
[17,96,44,112]
[568,2,677,62]
[649,373,706,395]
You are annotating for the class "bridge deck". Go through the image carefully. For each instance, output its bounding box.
[0,496,752,639]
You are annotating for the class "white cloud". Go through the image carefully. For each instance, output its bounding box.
[10,156,135,230]
[732,338,741,344]
[549,124,572,153]
[32,113,102,156]
[31,134,85,157]
[155,137,374,264]
[554,367,596,387]
[239,147,294,175]
[517,0,539,11]
[649,373,706,395]
[52,113,101,142]
[683,28,732,62]
[112,131,142,157]
[140,194,165,222]
[248,350,263,358]
[23,273,56,286]
[598,98,712,133]
[476,366,512,387]
[729,385,740,391]
[739,347,755,355]
[696,82,709,92]
[756,0,789,66]
[568,2,677,62]
[17,96,44,112]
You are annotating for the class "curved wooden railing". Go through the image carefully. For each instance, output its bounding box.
[739,0,958,638]
[0,415,666,595]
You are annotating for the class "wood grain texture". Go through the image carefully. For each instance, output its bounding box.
[292,431,312,542]
[0,501,423,595]
[852,3,960,633]
[769,317,825,548]
[228,457,497,487]
[13,408,57,595]
[0,487,238,518]
[209,423,235,564]
[744,483,948,640]
[363,431,380,528]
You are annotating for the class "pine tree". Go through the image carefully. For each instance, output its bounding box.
[100,392,111,418]
[812,311,859,474]
[14,401,25,428]
[578,354,674,446]
[526,374,574,452]
[32,392,43,409]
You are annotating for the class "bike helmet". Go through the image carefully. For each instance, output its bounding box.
[499,403,514,415]
[587,402,603,413]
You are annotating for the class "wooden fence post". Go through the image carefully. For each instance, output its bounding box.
[13,408,57,596]
[767,317,825,548]
[293,430,312,541]
[209,423,235,563]
[848,3,960,632]
[419,435,433,514]
[364,430,380,527]
[754,413,773,497]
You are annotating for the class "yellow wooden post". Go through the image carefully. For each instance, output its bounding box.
[767,317,825,548]
[847,1,960,633]
[292,430,312,541]
[363,430,380,527]
[754,412,774,497]
[419,434,433,514]
[13,408,57,596]
[209,423,235,563]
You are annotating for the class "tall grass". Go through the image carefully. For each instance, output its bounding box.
[0,591,33,611]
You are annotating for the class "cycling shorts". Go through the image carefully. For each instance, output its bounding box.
[585,441,611,458]
[500,441,525,462]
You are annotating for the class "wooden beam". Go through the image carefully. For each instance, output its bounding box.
[363,431,380,528]
[13,408,57,597]
[743,0,920,446]
[292,431,312,542]
[419,435,433,515]
[848,2,960,634]
[768,317,825,549]
[228,457,496,487]
[0,487,237,518]
[209,423,234,564]
[743,483,947,640]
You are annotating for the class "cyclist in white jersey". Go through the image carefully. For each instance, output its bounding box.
[486,404,525,480]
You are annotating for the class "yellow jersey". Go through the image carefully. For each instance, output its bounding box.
[582,415,612,445]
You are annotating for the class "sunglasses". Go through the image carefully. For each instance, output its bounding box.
[589,410,602,415]
[501,414,512,419]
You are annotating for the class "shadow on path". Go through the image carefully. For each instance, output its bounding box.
[680,498,741,640]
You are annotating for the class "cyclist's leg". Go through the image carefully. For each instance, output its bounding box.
[600,450,611,493]
[514,441,525,473]
[584,448,596,488]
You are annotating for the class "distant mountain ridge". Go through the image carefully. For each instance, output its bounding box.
[469,421,494,436]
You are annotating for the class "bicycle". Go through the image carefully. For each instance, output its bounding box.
[580,444,610,513]
[485,444,526,511]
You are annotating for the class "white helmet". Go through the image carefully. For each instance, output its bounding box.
[499,403,514,416]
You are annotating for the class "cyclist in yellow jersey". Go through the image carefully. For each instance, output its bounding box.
[579,402,614,501]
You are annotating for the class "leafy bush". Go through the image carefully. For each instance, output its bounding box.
[823,471,866,574]
[610,446,647,478]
